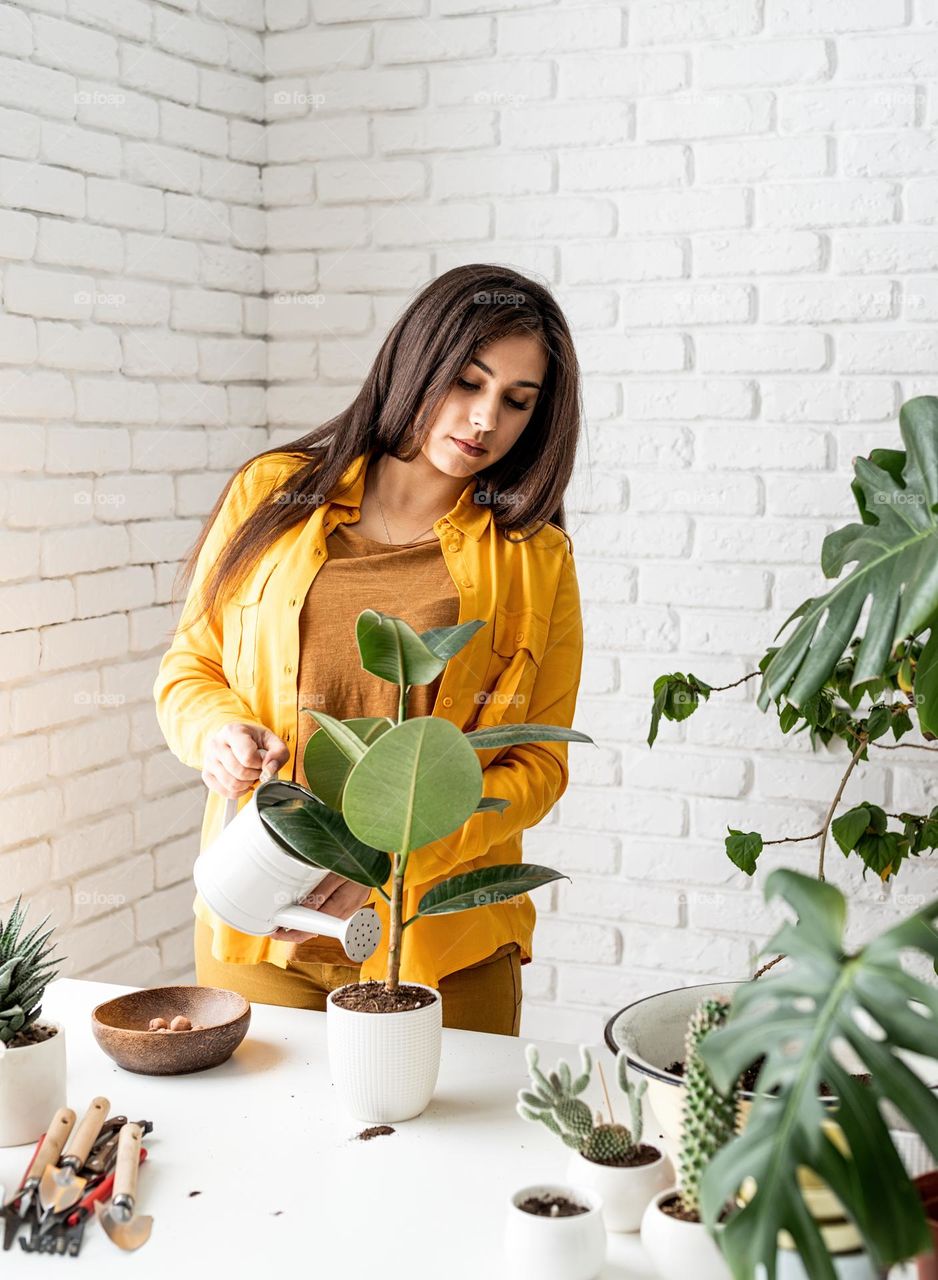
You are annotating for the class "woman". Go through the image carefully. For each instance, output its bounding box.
[153,264,585,1036]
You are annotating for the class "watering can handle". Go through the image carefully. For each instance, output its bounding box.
[221,769,280,830]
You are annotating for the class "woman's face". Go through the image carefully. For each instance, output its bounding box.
[420,331,548,479]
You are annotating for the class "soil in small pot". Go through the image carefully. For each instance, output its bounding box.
[666,1055,872,1096]
[3,1021,58,1050]
[659,1192,732,1225]
[582,1141,661,1169]
[331,980,436,1014]
[518,1194,589,1218]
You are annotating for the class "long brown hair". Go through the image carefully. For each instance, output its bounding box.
[176,263,583,630]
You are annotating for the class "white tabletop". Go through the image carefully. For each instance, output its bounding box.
[0,979,660,1279]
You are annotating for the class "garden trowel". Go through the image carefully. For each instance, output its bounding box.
[38,1095,109,1214]
[93,1122,153,1251]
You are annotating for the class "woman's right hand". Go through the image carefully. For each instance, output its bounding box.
[202,722,290,799]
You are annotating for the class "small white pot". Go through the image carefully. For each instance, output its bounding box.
[326,982,442,1123]
[0,1021,67,1148]
[565,1145,673,1232]
[504,1183,606,1280]
[640,1187,731,1280]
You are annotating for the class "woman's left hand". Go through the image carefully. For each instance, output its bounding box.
[269,874,373,943]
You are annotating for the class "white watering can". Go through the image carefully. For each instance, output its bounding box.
[193,777,383,964]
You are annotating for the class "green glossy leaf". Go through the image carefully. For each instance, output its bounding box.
[356,608,446,689]
[302,715,392,811]
[725,828,763,876]
[778,703,801,733]
[831,805,872,856]
[464,723,594,750]
[915,625,938,736]
[757,396,938,713]
[416,863,569,916]
[304,709,369,767]
[259,791,391,888]
[342,716,482,854]
[474,796,510,813]
[698,869,938,1280]
[419,618,485,662]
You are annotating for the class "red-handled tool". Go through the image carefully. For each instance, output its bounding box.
[1,1108,76,1251]
[32,1148,148,1257]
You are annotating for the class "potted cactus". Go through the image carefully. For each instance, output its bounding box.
[517,1044,672,1230]
[0,897,66,1147]
[259,609,593,1123]
[640,997,737,1280]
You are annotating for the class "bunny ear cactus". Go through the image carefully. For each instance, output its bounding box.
[517,1044,648,1165]
[678,998,740,1219]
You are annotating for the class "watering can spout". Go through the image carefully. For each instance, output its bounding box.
[194,779,382,964]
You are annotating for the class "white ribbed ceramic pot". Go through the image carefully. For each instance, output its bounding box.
[0,1021,66,1148]
[504,1183,606,1280]
[326,982,442,1123]
[640,1189,731,1280]
[565,1146,673,1232]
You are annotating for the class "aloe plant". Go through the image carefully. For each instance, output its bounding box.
[698,868,938,1280]
[0,897,62,1048]
[260,609,593,991]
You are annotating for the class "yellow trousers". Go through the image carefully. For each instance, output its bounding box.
[194,918,522,1036]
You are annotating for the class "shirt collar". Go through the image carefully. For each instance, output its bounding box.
[330,447,492,541]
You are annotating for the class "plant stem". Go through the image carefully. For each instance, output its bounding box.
[385,858,404,993]
[817,738,868,882]
[706,671,761,693]
[597,1061,614,1125]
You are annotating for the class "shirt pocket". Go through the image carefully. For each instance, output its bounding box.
[221,561,276,691]
[472,605,551,730]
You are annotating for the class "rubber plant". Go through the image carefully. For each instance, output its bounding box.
[256,608,593,990]
[698,867,938,1280]
[648,394,938,888]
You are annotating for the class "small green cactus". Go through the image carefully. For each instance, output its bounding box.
[678,997,740,1217]
[516,1043,649,1165]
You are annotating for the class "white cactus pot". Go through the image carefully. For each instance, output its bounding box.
[640,1188,731,1280]
[0,1021,67,1148]
[504,1183,606,1280]
[326,982,442,1123]
[565,1146,673,1232]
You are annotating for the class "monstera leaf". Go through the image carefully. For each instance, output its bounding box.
[758,396,938,721]
[699,869,938,1280]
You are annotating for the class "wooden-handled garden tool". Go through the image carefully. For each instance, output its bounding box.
[38,1096,109,1215]
[93,1121,153,1251]
[1,1107,75,1250]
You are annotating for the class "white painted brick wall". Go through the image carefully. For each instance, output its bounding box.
[2,0,936,1045]
[0,0,266,990]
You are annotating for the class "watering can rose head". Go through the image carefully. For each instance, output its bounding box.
[258,608,594,991]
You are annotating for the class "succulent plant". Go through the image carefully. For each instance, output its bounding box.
[516,1043,648,1164]
[678,997,740,1217]
[0,897,61,1048]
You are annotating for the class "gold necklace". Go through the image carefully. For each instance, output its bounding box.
[373,465,439,546]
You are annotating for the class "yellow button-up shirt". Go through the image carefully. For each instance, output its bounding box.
[153,447,585,989]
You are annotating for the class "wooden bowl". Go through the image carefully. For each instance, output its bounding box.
[91,986,251,1076]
